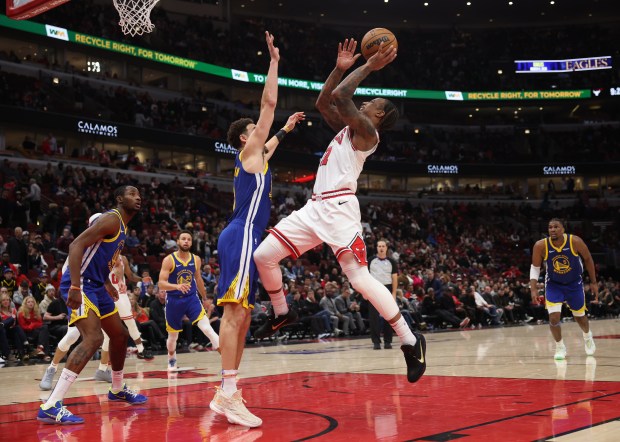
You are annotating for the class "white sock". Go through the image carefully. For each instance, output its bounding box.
[391,316,417,346]
[557,339,565,347]
[111,370,124,392]
[98,363,108,372]
[44,368,78,407]
[49,362,58,371]
[197,317,219,349]
[583,331,592,339]
[136,342,145,353]
[221,369,238,396]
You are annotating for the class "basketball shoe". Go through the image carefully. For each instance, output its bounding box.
[401,332,427,383]
[108,384,147,404]
[584,332,596,356]
[39,366,56,390]
[94,369,112,383]
[254,309,298,340]
[209,386,227,415]
[554,342,567,360]
[220,390,262,428]
[137,349,154,360]
[37,401,84,424]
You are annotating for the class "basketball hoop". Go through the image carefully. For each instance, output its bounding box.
[113,0,160,37]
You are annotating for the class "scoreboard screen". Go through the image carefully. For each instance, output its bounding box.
[515,56,612,73]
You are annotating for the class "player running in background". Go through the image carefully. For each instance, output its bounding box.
[530,217,598,360]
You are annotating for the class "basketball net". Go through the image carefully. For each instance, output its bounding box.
[113,0,160,36]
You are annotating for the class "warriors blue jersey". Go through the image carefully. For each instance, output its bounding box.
[166,252,197,297]
[60,209,126,286]
[544,234,584,285]
[229,153,272,231]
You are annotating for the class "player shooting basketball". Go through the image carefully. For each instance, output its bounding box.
[253,38,427,384]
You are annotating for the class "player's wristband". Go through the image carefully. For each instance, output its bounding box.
[275,129,288,142]
[70,285,81,291]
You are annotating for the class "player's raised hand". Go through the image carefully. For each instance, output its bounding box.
[366,42,397,71]
[336,38,361,71]
[265,31,280,62]
[283,112,306,131]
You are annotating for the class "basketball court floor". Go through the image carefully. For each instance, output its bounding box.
[1,318,619,441]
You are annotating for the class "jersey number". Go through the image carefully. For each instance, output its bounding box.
[319,146,333,166]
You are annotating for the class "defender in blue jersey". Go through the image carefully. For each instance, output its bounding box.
[210,31,304,428]
[37,185,146,425]
[530,218,599,360]
[158,230,219,371]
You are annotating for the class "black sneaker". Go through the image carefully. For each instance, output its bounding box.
[254,309,298,339]
[373,343,381,350]
[137,349,154,360]
[401,332,426,383]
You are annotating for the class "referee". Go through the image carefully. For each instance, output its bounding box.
[368,239,398,350]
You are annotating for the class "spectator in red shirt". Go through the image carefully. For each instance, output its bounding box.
[1,292,27,359]
[17,295,50,361]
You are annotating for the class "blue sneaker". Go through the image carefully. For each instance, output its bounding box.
[37,401,85,424]
[108,384,148,404]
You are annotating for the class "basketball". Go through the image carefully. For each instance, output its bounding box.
[360,28,398,60]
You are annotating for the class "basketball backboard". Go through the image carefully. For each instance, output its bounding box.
[6,0,70,20]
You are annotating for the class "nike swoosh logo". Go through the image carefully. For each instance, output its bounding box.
[416,340,425,364]
[338,201,348,205]
[271,323,284,330]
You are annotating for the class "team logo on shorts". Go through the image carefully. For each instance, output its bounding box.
[176,270,193,285]
[552,255,571,274]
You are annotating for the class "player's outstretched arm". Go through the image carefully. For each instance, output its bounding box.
[331,43,397,151]
[263,112,305,162]
[316,38,361,132]
[243,31,279,161]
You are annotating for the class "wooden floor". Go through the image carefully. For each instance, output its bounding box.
[1,318,620,441]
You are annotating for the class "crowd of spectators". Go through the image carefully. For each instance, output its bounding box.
[31,0,620,91]
[1,158,619,364]
[4,3,620,166]
[2,68,620,166]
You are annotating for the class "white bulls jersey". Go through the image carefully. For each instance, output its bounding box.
[313,126,378,195]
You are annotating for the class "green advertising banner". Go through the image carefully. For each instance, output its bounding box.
[0,15,591,101]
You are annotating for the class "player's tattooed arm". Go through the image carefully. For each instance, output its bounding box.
[331,64,377,142]
[316,39,360,132]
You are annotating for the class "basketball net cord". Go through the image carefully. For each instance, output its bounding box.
[113,0,160,36]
